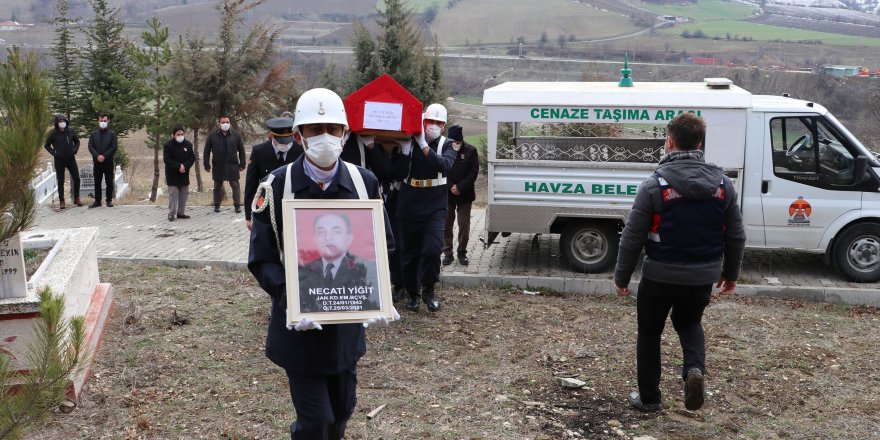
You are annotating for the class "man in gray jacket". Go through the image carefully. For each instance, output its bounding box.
[614,113,746,413]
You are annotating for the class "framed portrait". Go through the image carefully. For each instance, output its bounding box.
[281,199,395,326]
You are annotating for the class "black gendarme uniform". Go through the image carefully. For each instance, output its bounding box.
[394,135,456,296]
[247,156,393,439]
[243,139,303,220]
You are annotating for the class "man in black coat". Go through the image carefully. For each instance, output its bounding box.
[87,114,118,208]
[163,124,196,221]
[43,113,82,209]
[204,115,247,213]
[244,117,303,230]
[442,125,480,266]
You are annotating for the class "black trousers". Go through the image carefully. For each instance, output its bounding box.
[399,210,445,295]
[93,160,114,202]
[53,157,80,202]
[384,190,403,289]
[285,367,357,440]
[636,278,712,405]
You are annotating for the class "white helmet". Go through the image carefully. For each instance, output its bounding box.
[293,88,348,132]
[424,103,447,123]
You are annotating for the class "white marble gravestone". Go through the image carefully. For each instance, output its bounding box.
[79,163,95,199]
[0,234,27,299]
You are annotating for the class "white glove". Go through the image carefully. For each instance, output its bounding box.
[289,317,323,331]
[363,306,401,328]
[416,113,428,148]
[397,139,413,156]
[358,134,375,147]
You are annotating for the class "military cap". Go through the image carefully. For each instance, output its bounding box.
[266,117,295,143]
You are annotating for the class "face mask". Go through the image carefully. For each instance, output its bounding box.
[175,135,185,143]
[452,142,462,151]
[98,121,108,129]
[425,124,442,141]
[220,123,231,131]
[273,139,292,153]
[304,133,343,168]
[58,122,67,129]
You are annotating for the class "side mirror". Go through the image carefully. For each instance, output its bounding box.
[853,155,868,185]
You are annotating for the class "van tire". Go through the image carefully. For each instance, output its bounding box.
[832,223,880,283]
[560,221,619,273]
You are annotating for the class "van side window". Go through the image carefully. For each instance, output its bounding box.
[770,116,858,188]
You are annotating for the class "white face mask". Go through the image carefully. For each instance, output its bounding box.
[220,122,231,132]
[452,141,462,151]
[425,124,442,141]
[175,135,185,143]
[58,122,67,129]
[273,139,292,153]
[304,133,343,168]
[98,121,108,129]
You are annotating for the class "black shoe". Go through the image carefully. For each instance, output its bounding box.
[628,392,661,412]
[214,206,220,213]
[458,254,469,266]
[684,368,705,411]
[392,287,407,303]
[88,201,101,209]
[442,255,454,266]
[106,201,113,207]
[168,213,175,222]
[59,200,66,210]
[234,205,241,214]
[405,294,420,312]
[176,214,190,219]
[422,287,441,312]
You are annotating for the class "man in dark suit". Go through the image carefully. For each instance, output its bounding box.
[442,125,480,266]
[204,115,247,213]
[298,212,380,313]
[244,117,304,230]
[87,113,118,208]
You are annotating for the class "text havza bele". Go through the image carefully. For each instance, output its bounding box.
[524,181,638,195]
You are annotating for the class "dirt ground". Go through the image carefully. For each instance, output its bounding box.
[27,263,880,439]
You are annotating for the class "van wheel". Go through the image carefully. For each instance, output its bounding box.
[832,223,880,283]
[560,221,618,273]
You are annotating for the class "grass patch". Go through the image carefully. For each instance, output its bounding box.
[661,21,880,46]
[454,96,483,105]
[430,0,639,46]
[633,0,756,21]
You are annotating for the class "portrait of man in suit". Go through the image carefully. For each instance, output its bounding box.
[298,211,381,314]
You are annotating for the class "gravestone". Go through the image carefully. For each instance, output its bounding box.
[0,234,27,299]
[79,163,95,199]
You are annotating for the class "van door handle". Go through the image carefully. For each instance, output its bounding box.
[762,180,769,194]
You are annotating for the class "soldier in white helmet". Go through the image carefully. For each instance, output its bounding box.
[392,103,456,312]
[247,88,397,440]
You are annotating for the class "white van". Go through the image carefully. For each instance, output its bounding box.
[482,79,880,282]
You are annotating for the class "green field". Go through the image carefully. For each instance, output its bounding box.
[378,0,437,13]
[454,96,483,105]
[661,21,880,46]
[633,0,756,21]
[430,0,640,46]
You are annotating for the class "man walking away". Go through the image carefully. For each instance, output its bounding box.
[43,113,82,209]
[442,125,480,266]
[204,115,246,213]
[614,113,746,413]
[87,113,118,208]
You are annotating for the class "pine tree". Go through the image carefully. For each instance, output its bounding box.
[48,0,82,130]
[0,287,87,439]
[350,0,444,104]
[132,18,179,202]
[0,48,49,246]
[80,0,146,169]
